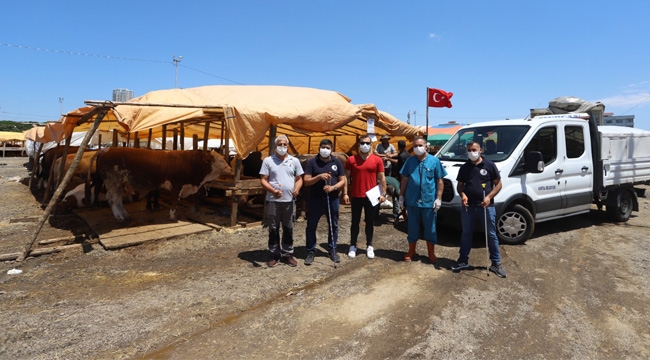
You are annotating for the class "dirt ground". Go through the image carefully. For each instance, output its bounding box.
[1,156,649,359]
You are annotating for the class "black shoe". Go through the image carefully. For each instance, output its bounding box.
[305,251,315,266]
[489,263,507,278]
[329,251,340,263]
[451,261,470,271]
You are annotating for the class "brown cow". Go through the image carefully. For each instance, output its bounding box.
[95,147,231,222]
[51,150,98,186]
[38,146,80,189]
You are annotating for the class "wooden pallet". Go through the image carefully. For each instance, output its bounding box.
[73,201,215,250]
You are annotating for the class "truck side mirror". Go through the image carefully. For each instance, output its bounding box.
[525,151,544,173]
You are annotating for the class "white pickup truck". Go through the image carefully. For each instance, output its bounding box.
[436,97,650,244]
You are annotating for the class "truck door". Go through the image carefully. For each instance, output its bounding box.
[520,125,564,219]
[559,122,593,212]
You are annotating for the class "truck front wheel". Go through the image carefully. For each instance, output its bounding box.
[497,204,535,245]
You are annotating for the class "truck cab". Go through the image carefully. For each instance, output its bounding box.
[436,113,600,244]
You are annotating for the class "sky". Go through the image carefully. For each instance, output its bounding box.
[2,1,650,131]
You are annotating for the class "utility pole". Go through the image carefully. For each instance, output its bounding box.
[413,110,417,126]
[173,55,183,88]
[59,97,64,115]
[407,111,411,125]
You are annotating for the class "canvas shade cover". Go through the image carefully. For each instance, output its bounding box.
[0,131,25,141]
[110,85,423,156]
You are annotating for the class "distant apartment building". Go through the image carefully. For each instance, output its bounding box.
[603,113,635,127]
[112,89,134,102]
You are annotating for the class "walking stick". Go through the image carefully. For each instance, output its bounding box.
[482,183,489,277]
[326,190,336,269]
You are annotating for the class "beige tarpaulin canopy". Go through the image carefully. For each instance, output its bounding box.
[107,85,423,156]
[23,122,71,143]
[0,131,25,141]
[22,107,127,144]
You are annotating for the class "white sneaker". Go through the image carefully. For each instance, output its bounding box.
[348,246,357,259]
[366,246,375,259]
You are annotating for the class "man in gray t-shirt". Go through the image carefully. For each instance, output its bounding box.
[259,135,304,267]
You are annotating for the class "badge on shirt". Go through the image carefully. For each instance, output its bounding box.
[332,165,338,171]
[480,169,488,176]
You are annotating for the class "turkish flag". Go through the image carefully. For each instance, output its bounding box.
[427,88,453,108]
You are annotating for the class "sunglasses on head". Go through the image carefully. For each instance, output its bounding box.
[360,141,371,145]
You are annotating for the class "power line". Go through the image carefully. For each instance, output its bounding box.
[180,64,245,85]
[620,93,650,115]
[1,42,244,84]
[0,42,168,63]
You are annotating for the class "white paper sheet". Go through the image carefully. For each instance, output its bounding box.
[365,185,382,207]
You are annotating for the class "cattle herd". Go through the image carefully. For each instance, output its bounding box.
[35,146,347,225]
[35,146,231,222]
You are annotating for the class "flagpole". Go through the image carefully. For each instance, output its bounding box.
[426,87,430,139]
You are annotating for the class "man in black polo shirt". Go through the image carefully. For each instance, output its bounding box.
[451,141,506,278]
[303,139,347,265]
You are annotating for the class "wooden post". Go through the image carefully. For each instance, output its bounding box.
[231,158,243,227]
[193,134,199,150]
[17,108,107,262]
[112,129,118,147]
[161,125,167,150]
[126,132,131,148]
[203,122,210,152]
[53,132,74,198]
[147,129,153,149]
[172,128,178,150]
[268,126,277,157]
[42,143,61,203]
[180,124,185,150]
[133,132,140,148]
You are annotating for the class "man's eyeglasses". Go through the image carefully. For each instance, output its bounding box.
[360,142,371,145]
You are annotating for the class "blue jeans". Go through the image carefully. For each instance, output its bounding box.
[406,206,438,244]
[305,195,339,252]
[459,205,501,264]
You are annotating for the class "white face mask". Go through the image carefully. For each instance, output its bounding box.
[319,148,332,158]
[359,144,371,153]
[413,145,426,156]
[276,146,288,156]
[468,151,480,161]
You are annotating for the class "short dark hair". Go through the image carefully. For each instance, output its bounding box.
[467,141,482,149]
[319,139,333,148]
[398,140,406,148]
[359,134,371,142]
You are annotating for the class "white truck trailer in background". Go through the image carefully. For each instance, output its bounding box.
[436,97,650,244]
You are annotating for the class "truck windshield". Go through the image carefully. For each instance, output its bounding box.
[436,125,530,162]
